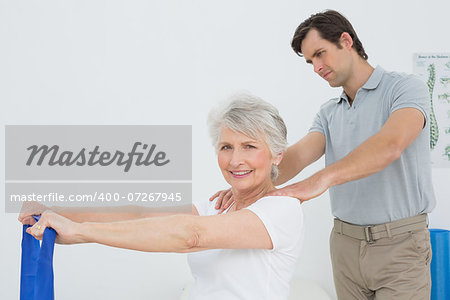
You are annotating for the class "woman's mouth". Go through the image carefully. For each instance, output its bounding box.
[230,170,253,178]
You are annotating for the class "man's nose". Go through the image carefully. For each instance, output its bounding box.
[313,62,323,74]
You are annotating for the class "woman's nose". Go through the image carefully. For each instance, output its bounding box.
[229,150,244,167]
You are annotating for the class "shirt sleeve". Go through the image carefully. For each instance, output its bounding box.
[245,196,303,251]
[390,75,430,127]
[309,112,325,135]
[193,199,214,216]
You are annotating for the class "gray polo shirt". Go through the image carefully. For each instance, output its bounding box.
[310,66,436,225]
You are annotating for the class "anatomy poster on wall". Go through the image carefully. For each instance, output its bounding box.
[414,53,450,168]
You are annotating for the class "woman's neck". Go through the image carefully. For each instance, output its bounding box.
[231,182,275,211]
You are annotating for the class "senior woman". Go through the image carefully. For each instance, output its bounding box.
[21,94,304,300]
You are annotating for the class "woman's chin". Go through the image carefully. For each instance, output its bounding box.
[230,183,252,194]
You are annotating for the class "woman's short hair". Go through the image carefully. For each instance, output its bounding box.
[207,93,287,181]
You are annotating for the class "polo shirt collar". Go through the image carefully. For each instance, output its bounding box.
[361,65,384,90]
[335,65,384,103]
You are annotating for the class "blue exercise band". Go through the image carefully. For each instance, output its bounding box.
[20,215,56,300]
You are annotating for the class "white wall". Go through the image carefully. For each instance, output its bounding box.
[1,1,449,299]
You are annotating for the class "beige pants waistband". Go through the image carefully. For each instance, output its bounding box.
[333,214,428,243]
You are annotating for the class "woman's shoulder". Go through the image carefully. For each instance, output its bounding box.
[246,195,303,220]
[255,195,301,208]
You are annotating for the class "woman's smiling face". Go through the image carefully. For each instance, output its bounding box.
[217,127,276,193]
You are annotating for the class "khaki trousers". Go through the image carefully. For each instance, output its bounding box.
[330,225,432,300]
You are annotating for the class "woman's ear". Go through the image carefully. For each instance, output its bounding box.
[273,152,284,166]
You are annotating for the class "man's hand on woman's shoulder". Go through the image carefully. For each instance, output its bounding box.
[267,172,331,203]
[209,188,233,213]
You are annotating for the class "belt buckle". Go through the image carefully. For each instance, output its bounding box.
[364,226,375,244]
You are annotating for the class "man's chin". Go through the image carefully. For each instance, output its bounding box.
[328,80,341,88]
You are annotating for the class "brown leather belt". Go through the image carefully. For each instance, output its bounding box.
[333,214,428,244]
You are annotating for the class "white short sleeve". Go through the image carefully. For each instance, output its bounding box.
[245,196,303,251]
[193,198,221,216]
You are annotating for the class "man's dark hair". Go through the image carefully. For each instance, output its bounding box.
[291,10,368,60]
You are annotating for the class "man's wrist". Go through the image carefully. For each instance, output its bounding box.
[316,167,337,189]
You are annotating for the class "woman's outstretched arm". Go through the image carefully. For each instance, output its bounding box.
[26,207,273,253]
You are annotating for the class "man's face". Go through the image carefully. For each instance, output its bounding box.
[301,29,352,87]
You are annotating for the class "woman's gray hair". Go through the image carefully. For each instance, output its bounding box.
[207,93,288,181]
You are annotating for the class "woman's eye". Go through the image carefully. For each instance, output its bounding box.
[220,145,231,150]
[245,145,256,149]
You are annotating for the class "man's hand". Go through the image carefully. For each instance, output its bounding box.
[209,189,233,213]
[268,172,331,202]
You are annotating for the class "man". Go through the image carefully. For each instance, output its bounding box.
[212,10,435,300]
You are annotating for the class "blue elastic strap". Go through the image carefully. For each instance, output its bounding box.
[20,215,56,300]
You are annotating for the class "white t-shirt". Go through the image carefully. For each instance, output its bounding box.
[187,196,304,300]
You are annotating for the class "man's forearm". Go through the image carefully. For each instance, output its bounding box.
[270,108,426,202]
[317,108,424,188]
[275,132,326,185]
[316,132,403,189]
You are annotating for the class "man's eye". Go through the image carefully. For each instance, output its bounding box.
[317,51,323,57]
